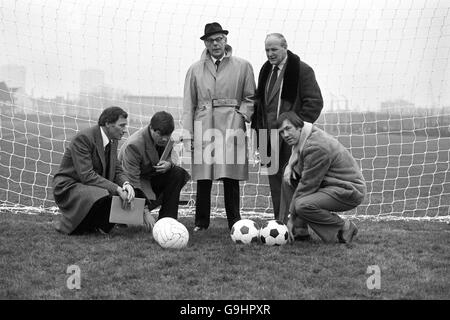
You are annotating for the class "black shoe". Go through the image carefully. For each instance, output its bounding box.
[294,234,312,241]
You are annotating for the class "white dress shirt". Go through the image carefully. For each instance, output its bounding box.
[100,126,110,149]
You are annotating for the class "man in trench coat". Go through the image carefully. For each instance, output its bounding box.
[182,22,256,231]
[52,106,135,235]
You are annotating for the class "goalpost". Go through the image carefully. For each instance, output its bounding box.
[1,0,449,221]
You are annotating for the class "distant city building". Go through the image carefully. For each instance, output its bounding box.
[380,99,415,113]
[122,95,183,123]
[79,69,105,94]
[0,81,32,115]
[96,84,127,100]
[0,81,15,104]
[325,91,350,112]
[0,64,26,91]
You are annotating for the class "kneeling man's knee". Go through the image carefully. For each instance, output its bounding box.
[294,199,319,217]
[170,165,190,183]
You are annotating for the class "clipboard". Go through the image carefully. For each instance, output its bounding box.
[109,196,145,225]
[159,138,174,162]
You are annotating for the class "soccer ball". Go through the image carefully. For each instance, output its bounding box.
[259,220,289,246]
[230,219,260,244]
[152,217,189,249]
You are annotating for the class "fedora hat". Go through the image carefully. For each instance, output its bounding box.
[200,22,229,40]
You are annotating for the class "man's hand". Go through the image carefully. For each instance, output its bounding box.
[117,186,127,201]
[117,186,130,209]
[153,160,172,174]
[122,182,135,202]
[143,207,156,232]
[286,214,295,244]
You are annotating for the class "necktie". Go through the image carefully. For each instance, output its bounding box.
[104,142,111,177]
[267,66,279,95]
[215,59,221,70]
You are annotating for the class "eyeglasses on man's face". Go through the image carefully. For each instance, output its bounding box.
[205,36,225,44]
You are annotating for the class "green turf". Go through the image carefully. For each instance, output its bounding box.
[1,212,449,299]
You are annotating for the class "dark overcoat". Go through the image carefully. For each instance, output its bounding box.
[53,125,128,234]
[252,50,323,148]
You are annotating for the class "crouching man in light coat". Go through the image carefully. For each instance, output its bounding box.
[277,111,366,243]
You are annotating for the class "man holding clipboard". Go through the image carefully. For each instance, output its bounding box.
[118,111,190,230]
[53,106,135,235]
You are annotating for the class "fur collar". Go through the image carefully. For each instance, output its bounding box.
[257,50,301,104]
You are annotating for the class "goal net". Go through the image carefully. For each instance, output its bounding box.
[1,0,449,221]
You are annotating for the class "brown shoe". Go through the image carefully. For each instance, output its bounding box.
[337,220,358,243]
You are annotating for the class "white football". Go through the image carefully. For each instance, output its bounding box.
[152,217,189,249]
[230,219,260,244]
[259,220,289,246]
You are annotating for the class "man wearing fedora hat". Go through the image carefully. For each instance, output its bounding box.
[183,22,256,232]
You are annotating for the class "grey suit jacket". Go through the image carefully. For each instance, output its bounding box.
[118,125,175,201]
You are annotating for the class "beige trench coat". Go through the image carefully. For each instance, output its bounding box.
[183,45,256,180]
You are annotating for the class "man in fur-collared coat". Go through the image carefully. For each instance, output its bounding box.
[252,33,323,220]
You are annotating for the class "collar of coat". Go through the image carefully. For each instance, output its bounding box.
[283,121,313,182]
[144,125,162,165]
[257,50,301,104]
[94,125,116,150]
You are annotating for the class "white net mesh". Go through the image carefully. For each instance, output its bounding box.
[1,0,449,221]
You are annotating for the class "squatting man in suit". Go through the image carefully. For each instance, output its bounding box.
[277,111,366,243]
[53,106,135,235]
[182,22,256,232]
[252,33,323,220]
[119,111,190,230]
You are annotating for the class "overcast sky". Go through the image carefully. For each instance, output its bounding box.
[0,0,449,110]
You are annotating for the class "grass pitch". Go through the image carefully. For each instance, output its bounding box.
[1,212,449,300]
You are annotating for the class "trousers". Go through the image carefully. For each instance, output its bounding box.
[195,178,240,230]
[71,195,114,235]
[135,165,189,219]
[268,138,291,220]
[279,178,357,242]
